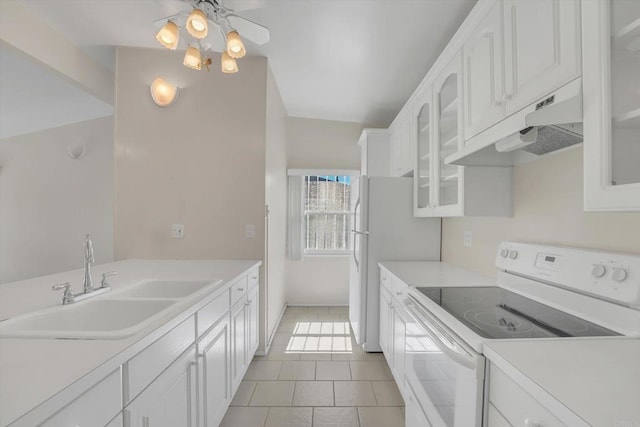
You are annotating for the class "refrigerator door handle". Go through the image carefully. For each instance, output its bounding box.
[351,229,369,235]
[352,231,359,272]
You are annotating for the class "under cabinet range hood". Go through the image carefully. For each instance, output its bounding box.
[446,78,583,166]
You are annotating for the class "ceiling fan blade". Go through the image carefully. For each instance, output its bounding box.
[153,11,189,29]
[226,14,270,45]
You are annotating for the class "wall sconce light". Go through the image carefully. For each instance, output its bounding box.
[150,77,179,107]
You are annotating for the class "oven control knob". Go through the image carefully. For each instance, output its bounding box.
[500,249,509,258]
[612,267,628,282]
[591,264,607,278]
[508,250,518,260]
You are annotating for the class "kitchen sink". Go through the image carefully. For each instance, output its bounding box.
[114,279,219,299]
[0,298,177,340]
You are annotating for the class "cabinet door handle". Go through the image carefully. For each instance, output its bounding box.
[237,287,244,292]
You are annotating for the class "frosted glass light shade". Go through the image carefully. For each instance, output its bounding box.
[186,9,208,39]
[150,78,179,107]
[183,46,202,70]
[221,51,238,73]
[156,21,179,50]
[226,31,246,58]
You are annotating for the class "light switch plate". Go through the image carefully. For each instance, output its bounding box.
[245,224,255,239]
[463,231,472,248]
[172,224,184,239]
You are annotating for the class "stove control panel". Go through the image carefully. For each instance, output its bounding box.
[496,242,640,308]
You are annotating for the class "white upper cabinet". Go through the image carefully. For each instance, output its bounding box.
[389,106,415,177]
[463,2,505,139]
[583,0,640,211]
[503,0,581,116]
[414,85,433,216]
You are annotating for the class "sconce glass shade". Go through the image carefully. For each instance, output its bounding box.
[221,51,239,73]
[226,31,246,58]
[186,9,208,39]
[150,78,179,107]
[156,21,179,50]
[183,46,202,70]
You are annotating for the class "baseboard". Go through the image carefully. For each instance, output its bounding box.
[286,304,348,307]
[263,303,288,353]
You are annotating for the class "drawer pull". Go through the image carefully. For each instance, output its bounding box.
[524,419,540,427]
[237,287,244,292]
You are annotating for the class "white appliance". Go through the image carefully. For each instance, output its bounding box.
[403,242,640,427]
[348,176,441,352]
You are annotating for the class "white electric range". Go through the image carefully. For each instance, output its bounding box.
[402,242,640,427]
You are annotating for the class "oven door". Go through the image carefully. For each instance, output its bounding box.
[403,296,485,427]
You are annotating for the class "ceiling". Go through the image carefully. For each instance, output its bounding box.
[0,45,113,140]
[19,0,476,127]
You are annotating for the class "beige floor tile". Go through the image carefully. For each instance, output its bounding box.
[334,381,377,407]
[230,380,257,406]
[268,345,301,361]
[362,352,385,361]
[317,312,348,321]
[316,361,352,380]
[272,332,294,346]
[244,361,283,381]
[278,322,298,333]
[249,381,295,406]
[265,407,313,427]
[278,361,316,380]
[349,361,393,380]
[292,381,334,406]
[328,306,349,314]
[299,352,333,361]
[307,306,330,314]
[313,407,360,427]
[221,406,268,427]
[332,345,364,361]
[357,406,404,427]
[371,381,404,406]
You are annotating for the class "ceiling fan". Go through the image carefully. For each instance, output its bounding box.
[154,0,270,73]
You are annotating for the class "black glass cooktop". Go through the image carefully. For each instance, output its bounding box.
[417,287,620,339]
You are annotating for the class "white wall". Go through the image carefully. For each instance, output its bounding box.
[285,117,363,305]
[0,116,114,283]
[113,47,267,262]
[442,146,640,277]
[265,66,288,344]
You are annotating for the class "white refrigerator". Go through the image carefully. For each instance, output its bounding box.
[348,176,441,352]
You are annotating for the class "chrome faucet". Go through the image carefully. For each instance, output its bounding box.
[52,234,115,305]
[83,234,95,293]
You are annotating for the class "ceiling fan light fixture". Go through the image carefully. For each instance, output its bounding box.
[226,31,246,59]
[221,51,239,74]
[150,77,179,107]
[156,21,179,50]
[186,8,208,39]
[183,46,202,70]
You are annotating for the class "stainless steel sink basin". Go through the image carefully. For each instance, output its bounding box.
[114,280,218,299]
[0,299,177,340]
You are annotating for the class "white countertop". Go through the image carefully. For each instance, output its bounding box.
[0,259,260,426]
[378,261,496,287]
[484,339,640,426]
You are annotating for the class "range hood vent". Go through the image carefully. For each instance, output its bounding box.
[446,78,583,166]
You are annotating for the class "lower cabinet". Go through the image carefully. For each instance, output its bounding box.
[124,346,198,427]
[379,281,407,397]
[247,285,259,357]
[230,295,248,394]
[198,315,231,427]
[379,287,392,362]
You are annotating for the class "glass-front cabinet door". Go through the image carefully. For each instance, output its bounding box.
[433,52,464,216]
[414,86,433,216]
[583,0,640,211]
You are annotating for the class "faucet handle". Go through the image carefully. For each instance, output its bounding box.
[101,271,117,288]
[52,282,75,305]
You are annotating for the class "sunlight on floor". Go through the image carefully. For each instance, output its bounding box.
[286,321,354,354]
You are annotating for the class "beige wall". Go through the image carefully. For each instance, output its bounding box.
[265,66,288,344]
[285,117,363,305]
[114,47,267,261]
[442,146,640,277]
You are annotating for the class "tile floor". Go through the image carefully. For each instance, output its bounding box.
[221,306,405,427]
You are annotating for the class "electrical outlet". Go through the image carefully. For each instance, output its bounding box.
[172,224,184,239]
[463,231,473,248]
[245,224,255,239]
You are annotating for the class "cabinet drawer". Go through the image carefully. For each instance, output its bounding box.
[489,364,565,427]
[125,316,195,403]
[41,368,121,427]
[197,289,230,337]
[230,276,249,306]
[248,268,259,290]
[380,268,392,292]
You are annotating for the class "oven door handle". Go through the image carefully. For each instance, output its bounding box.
[405,298,480,371]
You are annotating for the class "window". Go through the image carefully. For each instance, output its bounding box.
[303,175,352,254]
